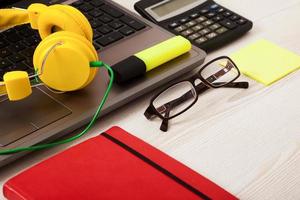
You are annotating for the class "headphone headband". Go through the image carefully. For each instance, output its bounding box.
[0,3,98,101]
[0,8,29,29]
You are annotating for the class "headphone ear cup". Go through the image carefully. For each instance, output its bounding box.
[37,6,87,40]
[33,31,98,92]
[49,4,93,42]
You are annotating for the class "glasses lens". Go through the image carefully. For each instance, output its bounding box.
[153,81,197,119]
[200,58,239,87]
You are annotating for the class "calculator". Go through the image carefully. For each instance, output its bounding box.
[134,0,253,52]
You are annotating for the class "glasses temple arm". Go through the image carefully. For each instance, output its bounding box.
[217,81,249,88]
[205,62,236,83]
[160,104,171,132]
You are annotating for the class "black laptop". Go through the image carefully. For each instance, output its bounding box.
[0,0,206,166]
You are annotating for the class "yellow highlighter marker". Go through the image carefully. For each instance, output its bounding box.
[111,36,192,84]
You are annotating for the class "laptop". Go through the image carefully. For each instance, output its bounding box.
[0,0,206,167]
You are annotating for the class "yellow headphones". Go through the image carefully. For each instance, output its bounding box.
[0,3,99,101]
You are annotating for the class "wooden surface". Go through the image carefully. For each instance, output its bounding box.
[1,0,300,199]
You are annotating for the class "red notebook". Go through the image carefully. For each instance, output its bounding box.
[3,126,237,200]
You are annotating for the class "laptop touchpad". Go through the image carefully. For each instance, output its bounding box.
[0,88,72,147]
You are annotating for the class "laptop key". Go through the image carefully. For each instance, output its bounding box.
[100,5,124,18]
[90,19,103,28]
[0,59,12,69]
[78,4,94,12]
[24,59,33,68]
[9,42,26,51]
[15,62,29,71]
[71,0,84,7]
[96,32,123,46]
[90,0,105,7]
[93,31,102,39]
[119,26,135,36]
[21,47,35,58]
[8,54,26,63]
[18,28,36,37]
[98,14,113,23]
[120,16,145,31]
[89,9,103,18]
[6,33,22,43]
[93,42,101,50]
[108,20,124,29]
[23,36,40,46]
[97,25,113,35]
[0,48,12,58]
[0,38,8,48]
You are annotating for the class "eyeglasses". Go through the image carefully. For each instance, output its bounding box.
[144,56,249,132]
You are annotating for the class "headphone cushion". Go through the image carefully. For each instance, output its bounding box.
[49,5,93,42]
[33,31,98,91]
[37,7,86,40]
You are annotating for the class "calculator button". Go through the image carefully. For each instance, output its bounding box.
[169,22,180,28]
[209,23,221,30]
[223,11,232,17]
[206,12,216,18]
[192,24,204,31]
[206,32,218,39]
[230,15,240,21]
[195,16,207,23]
[216,27,228,34]
[179,17,190,24]
[188,33,201,40]
[190,13,200,19]
[185,20,197,27]
[181,29,194,36]
[174,25,187,32]
[220,19,237,29]
[210,4,219,10]
[202,20,214,26]
[237,18,247,24]
[212,15,224,22]
[195,37,207,44]
[217,8,225,13]
[200,9,209,14]
[199,28,211,35]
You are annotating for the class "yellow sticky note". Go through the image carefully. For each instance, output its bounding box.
[230,39,300,85]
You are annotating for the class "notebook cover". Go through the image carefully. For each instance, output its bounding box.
[3,126,238,200]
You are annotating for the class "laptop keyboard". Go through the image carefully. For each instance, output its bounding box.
[0,0,146,81]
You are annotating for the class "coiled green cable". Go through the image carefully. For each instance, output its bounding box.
[0,61,114,155]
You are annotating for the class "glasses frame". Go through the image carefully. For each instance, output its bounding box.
[144,56,245,131]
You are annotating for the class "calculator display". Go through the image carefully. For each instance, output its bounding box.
[146,0,205,21]
[151,0,200,17]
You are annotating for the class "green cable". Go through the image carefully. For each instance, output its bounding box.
[0,61,114,155]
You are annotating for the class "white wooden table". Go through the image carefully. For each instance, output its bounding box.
[1,0,300,199]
